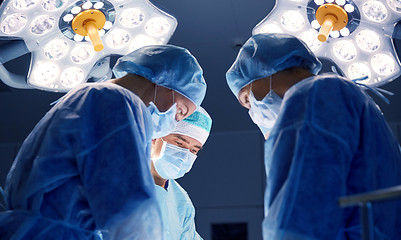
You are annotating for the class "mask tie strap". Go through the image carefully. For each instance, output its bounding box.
[268,75,272,97]
[153,84,157,103]
[351,76,393,104]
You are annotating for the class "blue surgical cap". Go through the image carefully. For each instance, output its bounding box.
[226,33,322,97]
[113,45,207,106]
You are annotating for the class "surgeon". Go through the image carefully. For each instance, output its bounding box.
[150,106,211,240]
[0,45,207,239]
[226,33,401,240]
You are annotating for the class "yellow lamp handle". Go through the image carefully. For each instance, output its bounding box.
[84,21,104,52]
[315,4,348,42]
[318,15,337,42]
[72,10,106,52]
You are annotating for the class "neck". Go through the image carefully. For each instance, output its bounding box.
[110,74,155,106]
[273,67,314,98]
[151,161,168,188]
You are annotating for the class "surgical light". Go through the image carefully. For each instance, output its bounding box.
[371,53,395,76]
[32,62,59,85]
[145,17,171,37]
[299,30,322,51]
[259,24,283,34]
[71,44,95,64]
[1,14,27,34]
[387,0,401,12]
[119,8,145,28]
[330,30,340,38]
[253,0,401,86]
[281,11,305,32]
[356,30,380,52]
[30,15,55,35]
[105,29,130,49]
[42,0,65,11]
[13,0,37,9]
[362,1,388,22]
[0,0,177,92]
[348,62,371,82]
[60,67,85,88]
[130,34,157,52]
[333,40,357,61]
[44,39,69,60]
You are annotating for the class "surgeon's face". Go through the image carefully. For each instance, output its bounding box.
[151,133,203,159]
[154,86,197,121]
[238,77,271,109]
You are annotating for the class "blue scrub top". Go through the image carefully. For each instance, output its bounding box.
[263,74,401,240]
[0,82,162,239]
[155,180,202,240]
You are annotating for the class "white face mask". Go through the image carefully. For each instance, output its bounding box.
[248,76,282,138]
[152,139,197,180]
[147,86,178,139]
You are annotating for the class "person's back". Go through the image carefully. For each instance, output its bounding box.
[226,33,401,240]
[0,44,207,240]
[264,73,401,239]
[0,83,158,239]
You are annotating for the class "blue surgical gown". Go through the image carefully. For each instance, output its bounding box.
[0,82,162,239]
[155,180,202,240]
[263,73,401,240]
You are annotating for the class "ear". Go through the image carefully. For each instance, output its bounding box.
[238,86,251,109]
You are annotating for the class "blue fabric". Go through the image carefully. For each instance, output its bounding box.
[226,33,322,97]
[263,73,401,240]
[0,82,163,240]
[113,45,206,107]
[155,180,202,240]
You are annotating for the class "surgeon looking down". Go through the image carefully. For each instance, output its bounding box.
[226,33,401,240]
[0,45,206,240]
[150,106,212,240]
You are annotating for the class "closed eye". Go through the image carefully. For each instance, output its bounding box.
[190,149,199,154]
[174,140,184,147]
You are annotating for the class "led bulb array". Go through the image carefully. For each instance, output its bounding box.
[253,0,401,87]
[0,0,177,92]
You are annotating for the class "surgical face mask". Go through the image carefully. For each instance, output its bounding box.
[148,102,178,139]
[152,139,197,179]
[248,77,282,138]
[147,86,178,139]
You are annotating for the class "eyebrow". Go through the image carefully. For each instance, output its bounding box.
[176,135,203,150]
[176,135,189,143]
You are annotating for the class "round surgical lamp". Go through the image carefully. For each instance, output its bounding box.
[253,0,401,87]
[0,0,177,92]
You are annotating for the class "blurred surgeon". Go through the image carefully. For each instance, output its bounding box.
[0,45,206,240]
[150,106,212,240]
[226,33,401,240]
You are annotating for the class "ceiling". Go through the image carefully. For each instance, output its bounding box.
[1,0,401,144]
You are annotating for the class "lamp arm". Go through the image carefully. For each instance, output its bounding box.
[0,39,32,89]
[0,62,32,89]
